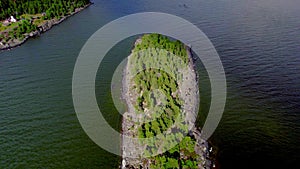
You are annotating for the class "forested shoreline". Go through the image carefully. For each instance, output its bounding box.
[0,0,91,50]
[122,34,210,169]
[0,0,90,20]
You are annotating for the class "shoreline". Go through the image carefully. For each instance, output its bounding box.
[121,37,212,168]
[0,3,93,51]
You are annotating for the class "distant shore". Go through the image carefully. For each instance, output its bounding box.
[0,3,92,51]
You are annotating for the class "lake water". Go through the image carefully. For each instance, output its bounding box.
[0,0,299,168]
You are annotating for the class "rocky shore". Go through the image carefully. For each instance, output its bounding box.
[0,3,92,51]
[121,37,212,169]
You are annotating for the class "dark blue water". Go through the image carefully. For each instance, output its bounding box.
[0,0,299,168]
